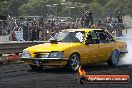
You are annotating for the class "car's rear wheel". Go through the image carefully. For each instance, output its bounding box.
[29,64,43,70]
[67,53,80,71]
[107,50,119,66]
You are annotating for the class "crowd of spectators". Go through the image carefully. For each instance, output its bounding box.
[0,15,126,42]
[8,17,80,41]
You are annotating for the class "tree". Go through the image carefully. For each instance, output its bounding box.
[97,0,109,6]
[0,0,131,18]
[0,0,29,16]
[65,0,93,4]
[105,0,132,17]
[104,0,122,18]
[60,1,84,18]
[87,2,106,18]
[19,0,62,16]
[0,0,10,15]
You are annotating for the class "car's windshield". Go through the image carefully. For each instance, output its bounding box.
[52,31,85,43]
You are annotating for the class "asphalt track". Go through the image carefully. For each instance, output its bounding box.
[0,29,132,88]
[0,64,132,88]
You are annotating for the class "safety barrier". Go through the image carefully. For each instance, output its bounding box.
[0,41,46,55]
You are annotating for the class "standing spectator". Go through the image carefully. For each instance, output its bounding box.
[23,23,28,41]
[82,12,89,27]
[88,11,94,27]
[31,28,37,41]
[117,16,123,23]
[80,17,84,27]
[82,11,94,28]
[50,27,56,37]
[38,27,43,40]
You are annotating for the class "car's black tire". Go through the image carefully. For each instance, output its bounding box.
[107,50,119,66]
[29,64,43,70]
[67,53,80,71]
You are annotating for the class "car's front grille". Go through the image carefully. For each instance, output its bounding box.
[34,52,49,58]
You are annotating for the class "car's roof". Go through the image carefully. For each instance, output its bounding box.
[61,28,103,32]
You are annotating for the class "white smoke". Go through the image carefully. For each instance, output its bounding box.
[118,32,132,65]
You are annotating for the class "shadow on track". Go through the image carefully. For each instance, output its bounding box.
[26,63,131,74]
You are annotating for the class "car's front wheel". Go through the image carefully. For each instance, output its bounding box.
[29,64,43,70]
[67,53,80,71]
[107,50,119,66]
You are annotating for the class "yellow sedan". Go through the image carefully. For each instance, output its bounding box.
[21,28,128,71]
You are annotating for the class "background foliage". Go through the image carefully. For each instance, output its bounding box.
[0,0,132,18]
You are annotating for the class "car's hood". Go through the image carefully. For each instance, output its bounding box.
[24,42,82,53]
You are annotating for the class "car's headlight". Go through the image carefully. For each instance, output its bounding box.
[48,52,64,58]
[22,51,30,58]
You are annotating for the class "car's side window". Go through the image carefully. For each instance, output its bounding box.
[63,32,80,42]
[85,31,99,45]
[105,31,115,42]
[95,30,109,43]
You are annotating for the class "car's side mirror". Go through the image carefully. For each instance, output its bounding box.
[49,39,58,44]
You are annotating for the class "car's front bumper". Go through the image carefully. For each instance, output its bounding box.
[120,51,128,54]
[120,49,128,54]
[21,57,69,66]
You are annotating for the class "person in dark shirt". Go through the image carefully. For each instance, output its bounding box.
[116,12,124,36]
[82,11,94,28]
[117,16,123,23]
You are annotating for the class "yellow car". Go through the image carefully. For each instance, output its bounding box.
[21,28,128,71]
